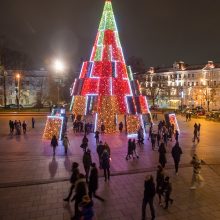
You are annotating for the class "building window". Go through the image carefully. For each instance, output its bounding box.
[184,82,186,86]
[207,81,210,86]
[196,82,198,86]
[214,81,216,86]
[9,99,12,104]
[26,99,29,104]
[26,81,30,86]
[192,82,194,86]
[188,82,190,86]
[192,74,194,78]
[188,74,190,78]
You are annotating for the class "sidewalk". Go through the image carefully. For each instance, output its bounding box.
[0,165,220,220]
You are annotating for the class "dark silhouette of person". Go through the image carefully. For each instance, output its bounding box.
[171,142,182,174]
[88,163,104,201]
[51,135,58,156]
[63,162,80,202]
[142,175,156,220]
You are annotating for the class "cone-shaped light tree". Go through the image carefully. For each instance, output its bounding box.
[70,0,151,133]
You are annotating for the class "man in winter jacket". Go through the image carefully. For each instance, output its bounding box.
[63,162,79,202]
[142,175,156,220]
[71,173,88,220]
[171,142,182,175]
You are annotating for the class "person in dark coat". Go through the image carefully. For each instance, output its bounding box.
[83,149,92,182]
[158,143,167,168]
[94,131,100,144]
[71,174,87,220]
[171,142,183,175]
[81,135,89,152]
[156,165,164,206]
[101,150,110,182]
[163,176,173,209]
[32,117,35,128]
[88,163,104,201]
[142,175,156,220]
[96,141,104,169]
[51,135,58,156]
[126,139,133,160]
[119,122,123,132]
[22,121,27,134]
[63,162,80,202]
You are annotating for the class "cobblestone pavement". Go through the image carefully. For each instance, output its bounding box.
[1,165,220,220]
[0,114,220,219]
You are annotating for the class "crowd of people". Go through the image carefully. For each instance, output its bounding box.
[48,113,205,220]
[8,117,35,135]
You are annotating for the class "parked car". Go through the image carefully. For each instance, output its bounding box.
[5,104,23,109]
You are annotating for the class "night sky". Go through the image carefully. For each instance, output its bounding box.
[1,0,220,70]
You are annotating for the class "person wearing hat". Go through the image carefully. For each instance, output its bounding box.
[83,149,92,183]
[63,134,70,155]
[89,163,105,202]
[63,162,79,202]
[142,175,156,220]
[79,195,94,220]
[162,176,173,209]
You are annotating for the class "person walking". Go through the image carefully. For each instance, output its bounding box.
[171,142,183,175]
[101,150,110,182]
[83,149,92,183]
[126,139,134,160]
[22,121,27,134]
[197,123,201,136]
[63,162,80,202]
[88,163,105,201]
[132,139,139,158]
[193,124,199,143]
[190,154,204,189]
[163,176,173,209]
[32,117,35,128]
[51,135,58,156]
[156,165,164,206]
[94,131,100,144]
[158,143,167,168]
[63,135,70,155]
[119,122,123,133]
[151,133,156,150]
[142,175,156,220]
[71,174,88,220]
[81,135,89,152]
[97,141,104,169]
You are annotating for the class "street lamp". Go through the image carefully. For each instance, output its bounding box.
[53,59,65,104]
[16,73,21,110]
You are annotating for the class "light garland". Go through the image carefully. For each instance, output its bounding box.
[69,0,151,134]
[43,116,63,140]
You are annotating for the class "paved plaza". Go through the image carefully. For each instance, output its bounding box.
[0,114,220,219]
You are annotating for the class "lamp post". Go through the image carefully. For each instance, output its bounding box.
[53,59,65,104]
[16,73,21,110]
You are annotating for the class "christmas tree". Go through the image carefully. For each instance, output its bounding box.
[70,0,151,133]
